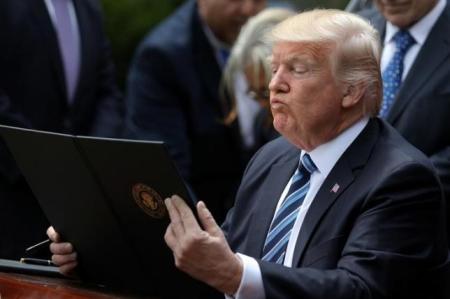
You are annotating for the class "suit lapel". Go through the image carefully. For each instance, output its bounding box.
[387,5,450,123]
[291,157,354,265]
[31,0,67,102]
[245,149,299,258]
[292,119,380,265]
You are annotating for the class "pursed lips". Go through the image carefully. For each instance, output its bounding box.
[270,97,286,109]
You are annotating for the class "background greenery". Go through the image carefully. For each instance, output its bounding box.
[100,0,349,88]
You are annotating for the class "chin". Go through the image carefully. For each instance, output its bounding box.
[387,15,415,28]
[273,117,288,135]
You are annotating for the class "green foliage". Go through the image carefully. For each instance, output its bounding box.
[100,0,185,88]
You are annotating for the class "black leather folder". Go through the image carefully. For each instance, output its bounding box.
[0,124,212,297]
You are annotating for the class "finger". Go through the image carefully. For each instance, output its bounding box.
[164,224,178,251]
[59,261,78,276]
[197,201,221,235]
[52,252,77,267]
[47,226,61,242]
[165,197,185,236]
[50,242,74,255]
[171,195,201,231]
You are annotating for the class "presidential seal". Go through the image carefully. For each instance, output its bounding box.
[132,183,167,219]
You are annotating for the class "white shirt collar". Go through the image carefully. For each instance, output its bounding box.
[385,0,446,46]
[301,117,369,178]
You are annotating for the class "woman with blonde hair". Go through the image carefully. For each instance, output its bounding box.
[222,8,294,153]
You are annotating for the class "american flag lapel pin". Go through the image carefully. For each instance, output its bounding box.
[331,183,340,193]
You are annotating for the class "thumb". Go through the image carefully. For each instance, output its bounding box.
[47,226,61,242]
[197,201,221,235]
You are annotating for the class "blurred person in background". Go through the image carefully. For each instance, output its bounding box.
[346,0,373,12]
[360,0,450,244]
[124,0,266,224]
[0,0,123,259]
[222,7,294,157]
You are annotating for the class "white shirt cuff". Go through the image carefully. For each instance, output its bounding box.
[224,253,265,299]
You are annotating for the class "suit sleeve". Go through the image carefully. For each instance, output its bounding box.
[124,44,191,180]
[258,162,446,299]
[221,143,266,236]
[429,147,450,237]
[88,2,124,138]
[430,147,450,198]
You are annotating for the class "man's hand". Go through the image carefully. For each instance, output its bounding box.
[47,226,78,276]
[164,195,243,295]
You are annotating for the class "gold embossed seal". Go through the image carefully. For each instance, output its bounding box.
[132,183,167,219]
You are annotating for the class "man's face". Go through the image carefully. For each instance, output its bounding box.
[198,0,266,45]
[269,42,345,151]
[374,0,438,28]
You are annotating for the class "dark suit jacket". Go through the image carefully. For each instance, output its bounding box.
[223,118,448,298]
[0,0,123,259]
[360,3,450,242]
[124,0,244,223]
[253,107,279,150]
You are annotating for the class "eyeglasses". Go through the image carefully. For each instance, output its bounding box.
[246,89,270,102]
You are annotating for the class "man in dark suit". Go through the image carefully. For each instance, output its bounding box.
[49,8,448,298]
[361,0,450,243]
[0,0,123,259]
[160,9,448,298]
[124,0,265,223]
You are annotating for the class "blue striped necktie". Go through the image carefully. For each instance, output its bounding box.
[379,30,415,118]
[262,154,317,264]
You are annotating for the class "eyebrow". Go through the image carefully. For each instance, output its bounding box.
[285,53,316,65]
[269,52,317,65]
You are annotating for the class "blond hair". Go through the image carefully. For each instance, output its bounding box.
[270,9,382,116]
[222,8,294,124]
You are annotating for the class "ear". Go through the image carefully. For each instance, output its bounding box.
[341,83,365,108]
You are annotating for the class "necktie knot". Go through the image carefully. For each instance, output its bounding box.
[393,30,415,53]
[300,153,317,175]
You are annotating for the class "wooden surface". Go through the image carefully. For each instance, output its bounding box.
[0,272,155,299]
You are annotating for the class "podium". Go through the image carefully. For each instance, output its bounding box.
[0,271,157,299]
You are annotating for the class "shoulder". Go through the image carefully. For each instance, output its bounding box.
[378,120,434,168]
[258,136,298,160]
[243,137,298,176]
[139,1,197,54]
[357,6,386,33]
[365,120,441,195]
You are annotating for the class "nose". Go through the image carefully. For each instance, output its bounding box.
[240,0,265,18]
[269,68,289,94]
